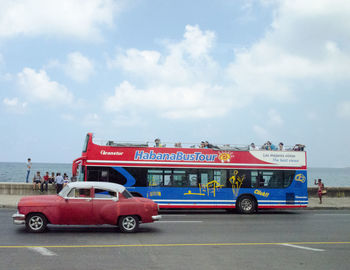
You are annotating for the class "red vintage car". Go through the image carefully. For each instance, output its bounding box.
[12,182,161,233]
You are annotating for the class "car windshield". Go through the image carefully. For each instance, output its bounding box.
[58,185,70,197]
[122,190,133,199]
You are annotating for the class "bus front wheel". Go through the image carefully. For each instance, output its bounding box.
[237,196,256,214]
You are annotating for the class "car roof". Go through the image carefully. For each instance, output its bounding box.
[66,181,126,193]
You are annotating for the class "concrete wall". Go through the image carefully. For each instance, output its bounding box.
[0,182,349,197]
[0,183,57,195]
[308,187,350,198]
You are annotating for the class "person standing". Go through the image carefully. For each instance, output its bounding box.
[314,179,325,204]
[55,172,64,194]
[26,158,32,183]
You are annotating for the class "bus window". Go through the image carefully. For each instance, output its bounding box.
[213,170,227,187]
[268,171,283,188]
[78,165,85,181]
[199,169,213,186]
[188,169,198,187]
[82,134,89,153]
[87,170,99,181]
[100,170,108,182]
[147,170,163,186]
[229,170,250,188]
[164,174,171,186]
[284,171,295,188]
[173,170,187,187]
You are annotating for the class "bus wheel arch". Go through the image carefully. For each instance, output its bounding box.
[236,194,257,214]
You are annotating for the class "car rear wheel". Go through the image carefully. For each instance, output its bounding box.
[237,196,256,214]
[118,215,139,233]
[25,213,47,233]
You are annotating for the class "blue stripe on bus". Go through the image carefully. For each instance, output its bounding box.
[112,167,136,187]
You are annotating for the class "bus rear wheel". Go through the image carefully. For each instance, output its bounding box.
[237,196,256,214]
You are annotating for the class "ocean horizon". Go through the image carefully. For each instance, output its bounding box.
[0,162,349,187]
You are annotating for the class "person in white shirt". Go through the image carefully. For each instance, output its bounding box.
[278,142,284,151]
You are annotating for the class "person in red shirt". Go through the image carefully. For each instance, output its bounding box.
[41,172,49,192]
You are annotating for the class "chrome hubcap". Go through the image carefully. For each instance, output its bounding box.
[122,217,136,230]
[29,216,43,230]
[241,199,253,211]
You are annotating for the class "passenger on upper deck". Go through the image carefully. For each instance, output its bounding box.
[199,141,205,148]
[249,143,257,150]
[154,138,162,147]
[278,142,284,151]
[293,144,305,151]
[204,141,214,149]
[174,142,182,148]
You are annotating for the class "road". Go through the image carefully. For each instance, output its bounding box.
[1,208,350,270]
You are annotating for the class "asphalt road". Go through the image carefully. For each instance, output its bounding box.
[1,208,350,270]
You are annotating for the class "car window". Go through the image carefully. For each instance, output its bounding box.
[67,188,91,198]
[122,190,133,199]
[94,188,117,199]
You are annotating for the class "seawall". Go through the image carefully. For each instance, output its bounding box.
[0,182,349,197]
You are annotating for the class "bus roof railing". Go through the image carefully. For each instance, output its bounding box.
[92,137,305,152]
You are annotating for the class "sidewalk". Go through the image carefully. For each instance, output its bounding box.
[1,194,350,209]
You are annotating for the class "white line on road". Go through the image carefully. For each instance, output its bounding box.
[280,244,325,252]
[314,214,350,216]
[27,247,57,256]
[162,215,188,217]
[157,221,203,223]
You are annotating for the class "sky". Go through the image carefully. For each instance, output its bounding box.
[0,0,349,168]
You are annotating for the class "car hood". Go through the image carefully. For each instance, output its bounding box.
[18,195,61,207]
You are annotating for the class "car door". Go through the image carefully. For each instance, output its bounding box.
[92,188,120,225]
[60,187,94,225]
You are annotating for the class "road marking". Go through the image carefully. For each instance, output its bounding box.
[280,243,325,252]
[157,221,203,223]
[27,247,57,256]
[0,241,349,249]
[314,214,350,216]
[162,215,188,217]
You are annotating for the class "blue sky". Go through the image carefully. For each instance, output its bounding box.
[0,0,349,167]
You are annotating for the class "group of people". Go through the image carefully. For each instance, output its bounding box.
[250,142,305,151]
[32,171,72,193]
[26,158,74,194]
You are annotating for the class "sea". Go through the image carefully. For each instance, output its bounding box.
[0,162,349,187]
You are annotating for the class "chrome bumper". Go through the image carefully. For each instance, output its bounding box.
[152,215,162,221]
[12,212,25,225]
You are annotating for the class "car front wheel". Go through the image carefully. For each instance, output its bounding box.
[118,215,139,233]
[25,213,47,233]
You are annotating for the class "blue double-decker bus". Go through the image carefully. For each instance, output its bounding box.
[72,133,307,214]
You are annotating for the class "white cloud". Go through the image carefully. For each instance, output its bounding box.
[106,1,350,122]
[64,52,94,82]
[226,0,350,100]
[17,68,73,104]
[3,97,27,113]
[106,25,236,120]
[337,101,350,118]
[0,0,121,40]
[105,80,234,119]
